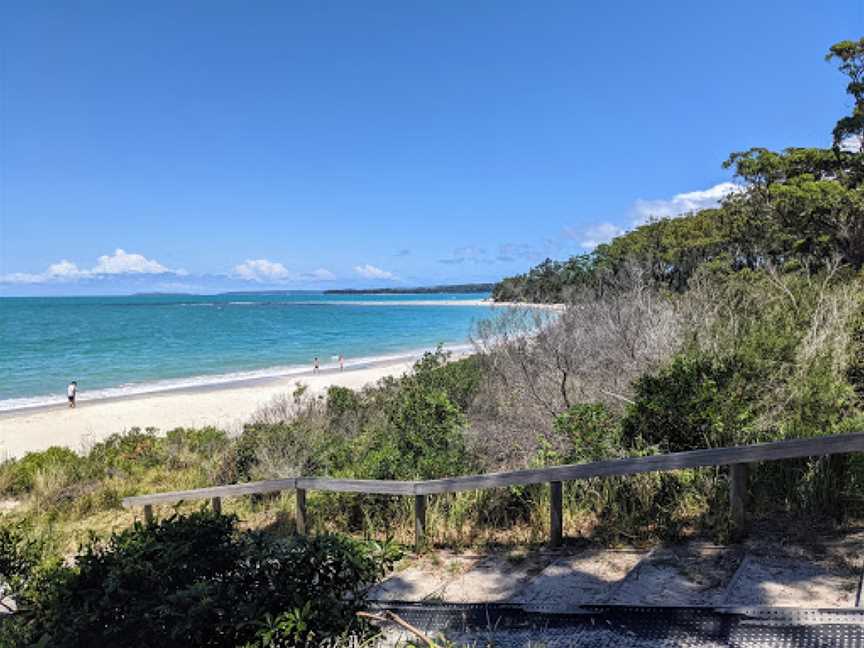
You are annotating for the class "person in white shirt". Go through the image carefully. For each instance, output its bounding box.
[67,381,77,408]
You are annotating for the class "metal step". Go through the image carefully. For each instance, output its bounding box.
[369,602,864,647]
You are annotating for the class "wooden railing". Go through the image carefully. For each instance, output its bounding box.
[123,432,864,550]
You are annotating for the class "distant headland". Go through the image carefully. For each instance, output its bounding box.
[324,283,494,295]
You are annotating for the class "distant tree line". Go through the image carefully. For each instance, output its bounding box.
[325,283,495,295]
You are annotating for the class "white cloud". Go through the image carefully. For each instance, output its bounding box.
[563,223,626,250]
[560,182,741,252]
[232,259,292,282]
[353,264,396,280]
[46,259,87,279]
[92,248,173,274]
[1,249,179,284]
[632,182,741,224]
[839,134,863,152]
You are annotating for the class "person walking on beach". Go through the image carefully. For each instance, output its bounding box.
[339,354,344,372]
[67,381,77,408]
[313,357,320,373]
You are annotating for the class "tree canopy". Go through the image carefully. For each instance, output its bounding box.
[494,38,864,303]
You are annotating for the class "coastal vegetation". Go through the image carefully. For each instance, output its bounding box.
[2,37,864,646]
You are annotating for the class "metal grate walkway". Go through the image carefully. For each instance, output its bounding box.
[370,602,864,647]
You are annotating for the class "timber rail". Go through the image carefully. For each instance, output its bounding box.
[123,431,864,550]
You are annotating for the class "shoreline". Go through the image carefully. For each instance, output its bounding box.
[0,349,469,460]
[0,343,474,415]
[0,299,558,414]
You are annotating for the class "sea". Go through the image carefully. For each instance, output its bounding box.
[0,292,496,412]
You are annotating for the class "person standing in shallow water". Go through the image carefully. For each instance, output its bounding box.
[67,381,77,408]
[339,354,344,371]
[313,357,320,373]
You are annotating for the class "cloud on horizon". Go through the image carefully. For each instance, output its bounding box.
[232,258,292,282]
[0,249,185,284]
[563,222,626,249]
[631,181,741,224]
[564,181,741,252]
[353,264,397,280]
[232,259,340,283]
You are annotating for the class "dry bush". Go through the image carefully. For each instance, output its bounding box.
[241,384,332,480]
[468,269,682,469]
[29,465,81,509]
[249,382,319,425]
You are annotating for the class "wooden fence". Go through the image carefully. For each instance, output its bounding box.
[123,432,864,550]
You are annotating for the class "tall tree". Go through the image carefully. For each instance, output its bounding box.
[827,38,864,152]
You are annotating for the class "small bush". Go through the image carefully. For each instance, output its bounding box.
[85,428,166,477]
[165,426,228,457]
[412,348,483,412]
[551,403,621,463]
[3,512,397,648]
[0,447,83,495]
[621,353,756,453]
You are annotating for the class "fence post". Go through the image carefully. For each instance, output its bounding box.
[295,488,307,535]
[550,481,563,547]
[143,504,154,524]
[729,463,749,539]
[414,494,427,552]
[211,497,222,515]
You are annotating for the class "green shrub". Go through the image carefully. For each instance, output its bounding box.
[3,512,397,648]
[411,348,483,412]
[326,385,361,419]
[354,382,468,481]
[227,420,342,483]
[0,520,51,602]
[0,447,83,495]
[552,403,621,463]
[845,300,864,402]
[621,353,757,453]
[85,428,166,477]
[165,426,229,457]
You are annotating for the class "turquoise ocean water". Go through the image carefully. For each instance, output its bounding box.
[0,293,494,411]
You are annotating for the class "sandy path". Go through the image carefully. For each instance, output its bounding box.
[0,357,419,460]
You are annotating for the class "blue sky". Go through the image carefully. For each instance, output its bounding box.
[0,1,859,294]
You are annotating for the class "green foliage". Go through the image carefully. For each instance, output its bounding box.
[85,428,166,477]
[826,37,864,149]
[0,446,83,495]
[550,403,621,463]
[410,348,484,412]
[326,385,361,419]
[165,426,229,457]
[621,354,756,453]
[2,513,396,648]
[494,255,597,303]
[227,421,341,483]
[349,351,471,481]
[0,520,54,606]
[848,295,864,401]
[353,384,467,481]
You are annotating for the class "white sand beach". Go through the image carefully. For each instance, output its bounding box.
[0,356,426,460]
